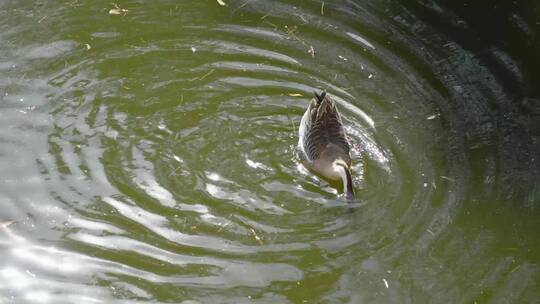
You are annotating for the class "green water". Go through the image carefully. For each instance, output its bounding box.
[1,0,539,303]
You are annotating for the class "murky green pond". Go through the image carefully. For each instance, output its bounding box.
[1,0,539,303]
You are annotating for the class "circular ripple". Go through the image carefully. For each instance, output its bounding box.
[1,0,538,303]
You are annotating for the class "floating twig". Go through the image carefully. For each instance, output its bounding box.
[232,0,252,14]
[439,176,455,182]
[217,223,230,233]
[168,166,182,177]
[250,228,264,245]
[308,45,316,58]
[189,69,215,82]
[510,265,521,273]
[286,114,296,137]
[262,20,277,30]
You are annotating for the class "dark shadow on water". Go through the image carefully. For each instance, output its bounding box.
[400,0,540,207]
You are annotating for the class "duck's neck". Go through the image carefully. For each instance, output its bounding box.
[334,160,355,202]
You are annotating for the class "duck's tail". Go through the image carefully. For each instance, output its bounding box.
[314,91,326,103]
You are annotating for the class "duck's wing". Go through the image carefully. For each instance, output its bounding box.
[300,93,350,162]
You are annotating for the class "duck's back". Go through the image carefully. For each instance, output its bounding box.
[298,93,351,165]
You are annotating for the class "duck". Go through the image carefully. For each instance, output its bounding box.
[298,91,355,201]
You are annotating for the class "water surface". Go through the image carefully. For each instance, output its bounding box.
[1,0,539,303]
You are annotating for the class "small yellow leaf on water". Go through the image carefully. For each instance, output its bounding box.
[288,93,303,97]
[217,0,227,6]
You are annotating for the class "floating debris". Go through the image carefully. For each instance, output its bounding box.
[510,265,521,273]
[321,2,325,15]
[250,228,263,245]
[440,176,455,182]
[284,25,311,49]
[217,0,227,6]
[191,46,197,53]
[427,113,439,120]
[189,69,215,82]
[84,43,91,50]
[109,3,128,16]
[232,0,251,14]
[217,223,230,233]
[308,45,316,58]
[287,114,296,136]
[368,74,373,79]
[66,0,80,8]
[383,278,389,289]
[288,93,303,97]
[109,9,122,15]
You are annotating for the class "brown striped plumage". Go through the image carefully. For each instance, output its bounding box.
[298,92,355,201]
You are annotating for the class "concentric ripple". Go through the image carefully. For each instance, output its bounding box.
[1,0,539,303]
